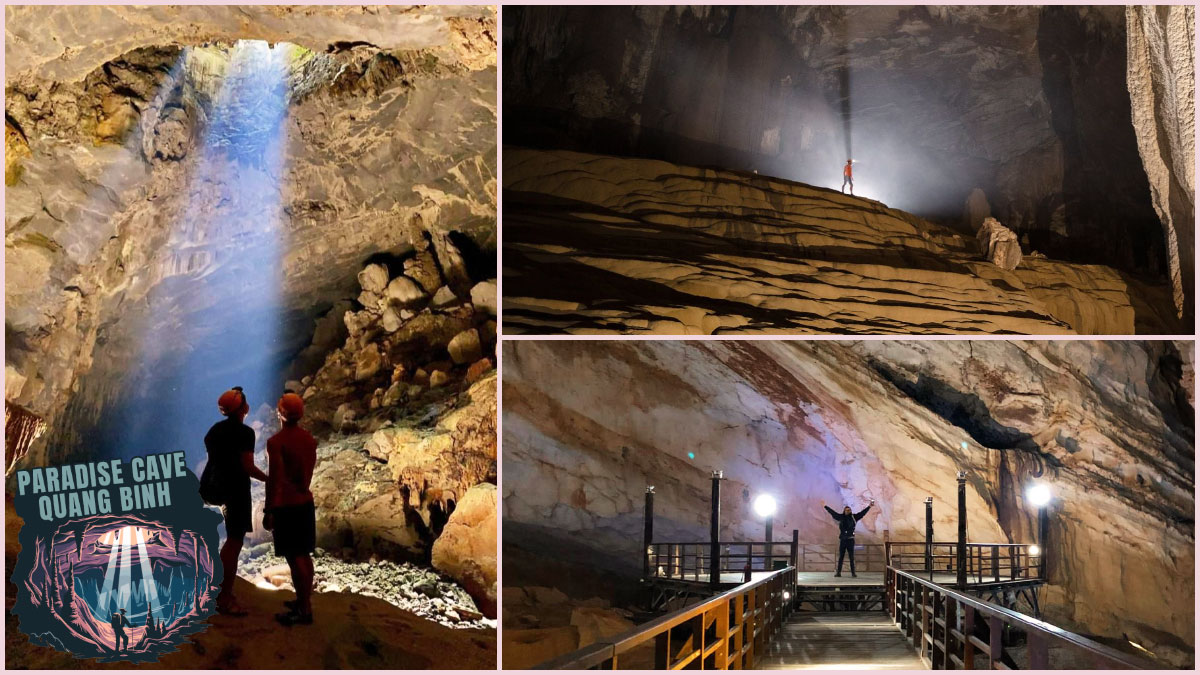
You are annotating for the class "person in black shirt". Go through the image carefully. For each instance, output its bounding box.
[823,498,875,577]
[205,387,268,616]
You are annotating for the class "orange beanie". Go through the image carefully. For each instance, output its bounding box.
[277,393,304,422]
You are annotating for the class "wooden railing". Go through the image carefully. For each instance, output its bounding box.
[648,541,796,581]
[535,567,797,669]
[887,542,1041,583]
[887,568,1153,669]
[799,542,886,572]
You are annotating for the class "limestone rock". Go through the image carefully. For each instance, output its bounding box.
[502,340,1195,666]
[976,217,1023,270]
[381,307,402,333]
[430,286,458,309]
[448,328,482,365]
[353,344,383,381]
[358,264,390,294]
[432,483,497,619]
[1126,5,1195,319]
[470,279,497,316]
[465,358,492,384]
[148,106,190,161]
[502,149,1180,335]
[403,250,443,294]
[429,370,450,388]
[385,275,427,307]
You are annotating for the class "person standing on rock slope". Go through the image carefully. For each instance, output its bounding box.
[264,392,318,626]
[841,159,855,195]
[823,498,874,577]
[204,387,268,617]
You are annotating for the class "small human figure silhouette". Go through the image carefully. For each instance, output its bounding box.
[841,159,854,195]
[110,608,130,652]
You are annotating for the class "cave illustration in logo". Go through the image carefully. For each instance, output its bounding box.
[11,470,223,662]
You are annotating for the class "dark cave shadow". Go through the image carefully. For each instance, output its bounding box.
[865,357,1059,472]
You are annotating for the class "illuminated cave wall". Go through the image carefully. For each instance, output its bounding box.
[4,6,497,467]
[501,339,1194,664]
[504,6,1183,298]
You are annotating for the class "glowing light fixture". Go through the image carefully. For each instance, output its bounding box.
[687,452,695,460]
[753,494,777,518]
[960,441,969,451]
[783,591,792,600]
[1028,544,1041,557]
[1026,484,1052,507]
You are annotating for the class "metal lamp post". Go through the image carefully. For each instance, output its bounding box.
[754,494,778,571]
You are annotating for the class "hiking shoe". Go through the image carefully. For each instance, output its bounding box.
[834,573,842,577]
[275,610,314,626]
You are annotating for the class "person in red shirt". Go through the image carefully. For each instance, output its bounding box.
[263,392,318,626]
[841,159,854,195]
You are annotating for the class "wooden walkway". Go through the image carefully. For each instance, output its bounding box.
[758,612,926,670]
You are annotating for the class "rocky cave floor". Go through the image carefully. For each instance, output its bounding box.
[237,545,494,630]
[503,149,1182,336]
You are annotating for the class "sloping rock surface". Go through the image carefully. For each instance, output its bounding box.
[503,148,1178,335]
[501,339,1194,666]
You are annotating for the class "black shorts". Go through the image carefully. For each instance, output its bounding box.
[272,501,316,558]
[221,490,253,535]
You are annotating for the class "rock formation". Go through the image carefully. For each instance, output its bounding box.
[4,4,498,660]
[1125,5,1195,319]
[505,6,1185,289]
[5,5,497,471]
[504,148,1179,335]
[432,483,498,618]
[502,340,1194,667]
[976,217,1023,270]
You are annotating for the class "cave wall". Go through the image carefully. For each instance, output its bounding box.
[503,5,1171,283]
[502,339,1195,664]
[1125,5,1195,320]
[4,6,497,467]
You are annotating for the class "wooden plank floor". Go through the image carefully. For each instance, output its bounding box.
[758,612,926,670]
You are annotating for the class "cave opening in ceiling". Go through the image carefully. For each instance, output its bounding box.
[94,40,303,468]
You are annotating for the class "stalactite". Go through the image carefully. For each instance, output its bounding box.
[5,400,46,475]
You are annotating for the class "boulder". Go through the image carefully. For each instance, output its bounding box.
[430,285,459,309]
[432,483,497,619]
[357,263,390,293]
[430,370,450,388]
[403,250,443,293]
[353,344,383,381]
[976,217,1022,270]
[381,307,402,333]
[448,328,482,365]
[385,275,426,307]
[465,358,492,384]
[470,280,497,316]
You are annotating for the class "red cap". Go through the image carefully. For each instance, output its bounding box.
[218,389,248,417]
[277,393,304,422]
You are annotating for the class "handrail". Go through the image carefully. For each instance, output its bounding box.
[535,566,798,669]
[649,540,1040,580]
[887,567,1155,669]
